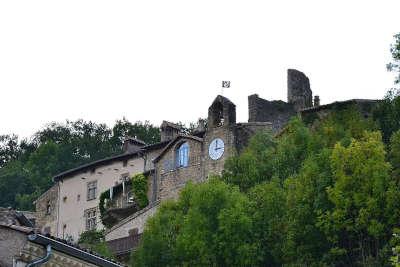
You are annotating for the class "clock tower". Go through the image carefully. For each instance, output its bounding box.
[203,95,237,177]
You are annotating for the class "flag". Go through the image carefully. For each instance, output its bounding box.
[222,81,231,88]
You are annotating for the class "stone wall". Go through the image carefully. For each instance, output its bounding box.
[300,99,379,125]
[248,94,296,132]
[17,241,100,267]
[105,203,159,241]
[203,125,236,177]
[0,226,27,267]
[287,69,313,111]
[235,122,273,152]
[35,184,59,236]
[156,138,203,200]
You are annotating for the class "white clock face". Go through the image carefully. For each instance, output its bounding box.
[209,138,225,160]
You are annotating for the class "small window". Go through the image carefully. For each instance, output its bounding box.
[121,173,129,181]
[176,142,189,168]
[123,160,128,167]
[63,196,67,203]
[87,181,97,201]
[127,191,134,203]
[46,201,51,213]
[77,194,81,202]
[46,201,51,215]
[85,208,97,231]
[62,224,67,239]
[44,226,51,235]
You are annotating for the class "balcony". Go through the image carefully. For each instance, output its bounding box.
[107,234,142,256]
[101,180,141,228]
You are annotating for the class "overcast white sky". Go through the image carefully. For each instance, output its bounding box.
[0,0,399,138]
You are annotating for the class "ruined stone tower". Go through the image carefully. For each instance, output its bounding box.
[287,69,313,111]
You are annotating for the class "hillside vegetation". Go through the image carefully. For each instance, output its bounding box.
[132,96,400,266]
[132,34,400,266]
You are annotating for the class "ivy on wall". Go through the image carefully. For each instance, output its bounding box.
[98,173,149,228]
[99,190,110,219]
[131,173,148,209]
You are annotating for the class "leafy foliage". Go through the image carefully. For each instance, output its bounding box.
[0,119,160,210]
[99,190,110,218]
[78,230,114,259]
[132,173,149,209]
[133,103,400,266]
[387,33,400,85]
[133,179,258,267]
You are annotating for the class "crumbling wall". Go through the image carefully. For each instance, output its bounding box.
[287,69,313,111]
[248,94,296,132]
[35,184,59,236]
[235,122,273,152]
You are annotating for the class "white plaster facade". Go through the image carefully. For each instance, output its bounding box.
[56,157,144,242]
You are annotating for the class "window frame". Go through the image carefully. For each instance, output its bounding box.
[46,200,51,215]
[176,142,189,168]
[85,208,97,231]
[87,180,97,201]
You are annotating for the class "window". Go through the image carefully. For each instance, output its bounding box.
[62,224,67,239]
[211,101,224,127]
[123,160,128,167]
[44,226,51,235]
[77,194,80,202]
[176,142,189,168]
[46,201,51,215]
[87,181,97,201]
[85,208,97,231]
[127,191,134,203]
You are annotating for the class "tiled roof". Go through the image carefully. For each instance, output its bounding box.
[28,233,124,267]
[53,140,170,181]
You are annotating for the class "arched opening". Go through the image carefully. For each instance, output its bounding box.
[176,142,189,168]
[210,101,224,127]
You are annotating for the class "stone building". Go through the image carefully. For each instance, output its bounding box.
[103,95,273,257]
[34,69,379,259]
[0,208,122,267]
[34,137,169,242]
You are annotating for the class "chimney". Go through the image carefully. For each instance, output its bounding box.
[193,119,206,134]
[122,137,146,153]
[160,121,181,142]
[314,95,320,107]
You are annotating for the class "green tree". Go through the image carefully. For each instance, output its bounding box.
[0,134,20,168]
[284,151,333,266]
[387,33,400,85]
[389,130,400,180]
[133,179,259,267]
[373,90,400,143]
[222,131,276,191]
[248,179,286,266]
[0,118,161,209]
[0,161,28,208]
[318,132,399,266]
[111,118,160,146]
